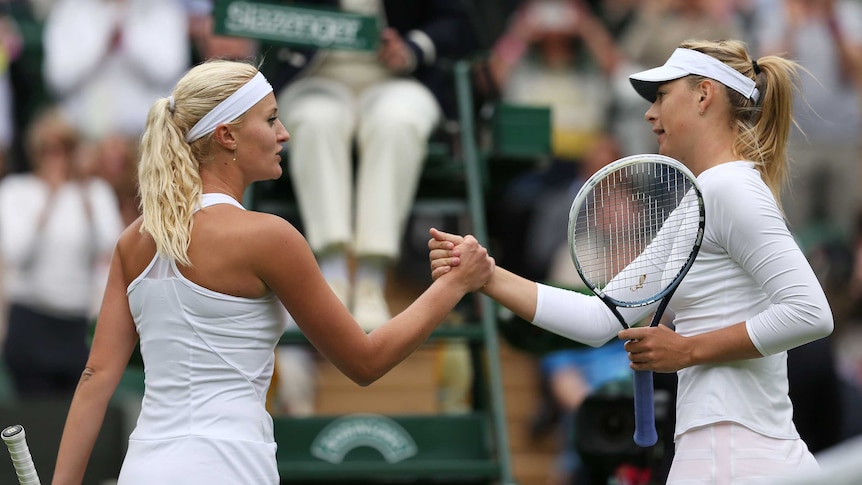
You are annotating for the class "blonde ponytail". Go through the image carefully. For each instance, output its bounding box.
[680,40,801,209]
[137,60,259,266]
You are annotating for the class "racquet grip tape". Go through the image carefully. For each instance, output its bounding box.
[633,370,659,447]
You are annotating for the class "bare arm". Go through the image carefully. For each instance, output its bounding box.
[255,219,493,386]
[824,6,862,88]
[52,245,139,485]
[429,227,538,321]
[478,266,538,322]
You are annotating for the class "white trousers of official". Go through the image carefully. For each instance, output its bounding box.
[666,421,819,485]
[277,77,441,259]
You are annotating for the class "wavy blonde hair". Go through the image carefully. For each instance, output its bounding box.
[138,60,259,266]
[680,39,801,208]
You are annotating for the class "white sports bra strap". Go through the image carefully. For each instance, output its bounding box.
[199,193,245,211]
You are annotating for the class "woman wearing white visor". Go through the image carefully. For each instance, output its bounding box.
[428,39,834,483]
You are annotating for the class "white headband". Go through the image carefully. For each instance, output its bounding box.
[629,48,760,104]
[185,72,273,143]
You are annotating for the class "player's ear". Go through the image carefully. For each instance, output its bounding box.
[697,79,716,112]
[213,124,237,150]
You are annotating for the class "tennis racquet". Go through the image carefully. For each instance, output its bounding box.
[3,425,41,485]
[568,153,705,447]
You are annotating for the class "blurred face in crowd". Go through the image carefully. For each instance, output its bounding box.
[527,0,579,67]
[97,134,138,192]
[27,111,81,187]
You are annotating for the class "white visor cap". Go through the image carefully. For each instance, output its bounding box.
[629,48,759,104]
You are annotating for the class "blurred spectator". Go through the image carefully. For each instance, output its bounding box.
[184,0,258,62]
[3,1,50,175]
[91,132,140,227]
[754,0,862,245]
[27,0,56,21]
[477,0,619,162]
[0,5,21,345]
[612,0,746,155]
[269,0,476,331]
[41,0,190,141]
[0,8,21,178]
[0,108,123,399]
[473,0,748,157]
[618,0,746,71]
[543,133,623,286]
[474,0,624,282]
[0,0,39,356]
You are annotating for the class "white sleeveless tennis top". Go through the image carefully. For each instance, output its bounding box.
[118,193,288,485]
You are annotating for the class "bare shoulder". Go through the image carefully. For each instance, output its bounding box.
[117,216,152,253]
[221,209,320,295]
[240,210,310,258]
[116,216,157,285]
[192,206,312,265]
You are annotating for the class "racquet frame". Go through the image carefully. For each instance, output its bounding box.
[567,154,705,447]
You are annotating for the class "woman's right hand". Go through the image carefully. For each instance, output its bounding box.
[428,228,493,291]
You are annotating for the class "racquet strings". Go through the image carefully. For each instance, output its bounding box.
[572,161,700,305]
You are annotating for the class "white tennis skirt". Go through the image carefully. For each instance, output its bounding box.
[666,421,819,484]
[118,436,278,485]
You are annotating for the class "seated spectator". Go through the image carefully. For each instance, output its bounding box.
[0,107,124,399]
[269,0,475,331]
[42,0,190,141]
[472,0,623,282]
[754,0,862,246]
[91,132,141,228]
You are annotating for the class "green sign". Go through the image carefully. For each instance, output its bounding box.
[310,414,418,464]
[213,0,381,52]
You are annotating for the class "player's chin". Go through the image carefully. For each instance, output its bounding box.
[657,145,678,161]
[255,167,283,184]
[268,163,284,180]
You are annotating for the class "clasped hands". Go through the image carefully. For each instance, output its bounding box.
[427,228,495,293]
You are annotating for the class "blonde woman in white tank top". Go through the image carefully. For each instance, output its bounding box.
[50,59,495,485]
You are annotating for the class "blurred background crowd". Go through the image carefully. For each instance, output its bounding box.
[0,0,861,484]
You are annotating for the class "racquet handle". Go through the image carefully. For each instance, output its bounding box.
[2,425,41,485]
[633,370,658,447]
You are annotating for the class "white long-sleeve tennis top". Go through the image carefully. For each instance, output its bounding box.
[532,161,833,440]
